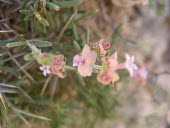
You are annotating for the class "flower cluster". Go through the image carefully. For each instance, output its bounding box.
[73,39,138,85]
[97,52,138,85]
[38,39,139,85]
[39,53,66,78]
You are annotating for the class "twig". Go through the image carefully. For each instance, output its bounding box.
[57,8,78,42]
[8,52,36,83]
[0,30,14,33]
[50,76,58,99]
[19,59,35,71]
[41,75,53,96]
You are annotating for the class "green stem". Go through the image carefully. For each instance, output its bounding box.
[26,41,41,55]
[65,65,76,71]
[93,65,103,70]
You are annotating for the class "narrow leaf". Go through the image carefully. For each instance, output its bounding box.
[13,108,51,121]
[34,11,49,26]
[29,40,52,47]
[0,40,16,46]
[0,93,6,110]
[0,83,17,88]
[47,2,60,11]
[0,89,18,93]
[0,66,21,78]
[6,41,26,48]
[34,0,39,11]
[19,10,34,14]
[24,53,36,61]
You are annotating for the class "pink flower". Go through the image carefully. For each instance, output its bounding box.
[101,52,118,68]
[51,54,65,78]
[97,69,119,85]
[39,65,52,76]
[125,53,138,77]
[73,55,83,67]
[133,66,148,84]
[92,39,110,55]
[73,44,97,77]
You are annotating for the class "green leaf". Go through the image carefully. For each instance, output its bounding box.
[0,40,16,46]
[33,16,44,33]
[24,15,33,21]
[19,10,34,14]
[0,66,21,78]
[0,89,18,93]
[12,107,51,121]
[29,40,52,47]
[46,11,55,28]
[0,83,17,88]
[24,53,36,61]
[47,2,60,11]
[34,0,39,11]
[54,0,83,8]
[73,40,81,51]
[34,11,49,26]
[6,41,26,48]
[15,112,32,127]
[0,93,6,110]
[40,18,49,27]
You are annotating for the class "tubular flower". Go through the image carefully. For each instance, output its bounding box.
[73,44,97,77]
[97,69,119,85]
[101,52,118,68]
[51,54,66,78]
[39,65,52,76]
[125,53,138,77]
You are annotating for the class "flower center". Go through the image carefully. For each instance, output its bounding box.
[55,59,61,65]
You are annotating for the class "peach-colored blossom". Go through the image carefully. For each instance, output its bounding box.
[101,52,118,68]
[97,69,119,85]
[125,53,138,77]
[51,54,65,78]
[73,44,97,77]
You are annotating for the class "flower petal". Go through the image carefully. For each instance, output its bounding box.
[73,54,82,67]
[82,44,91,58]
[125,53,130,61]
[98,39,104,45]
[39,66,44,71]
[133,64,138,70]
[103,42,110,49]
[85,51,97,65]
[78,65,93,77]
[111,72,120,84]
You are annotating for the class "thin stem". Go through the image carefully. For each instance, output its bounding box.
[65,65,76,71]
[8,52,36,83]
[41,75,53,96]
[93,64,103,70]
[56,8,78,42]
